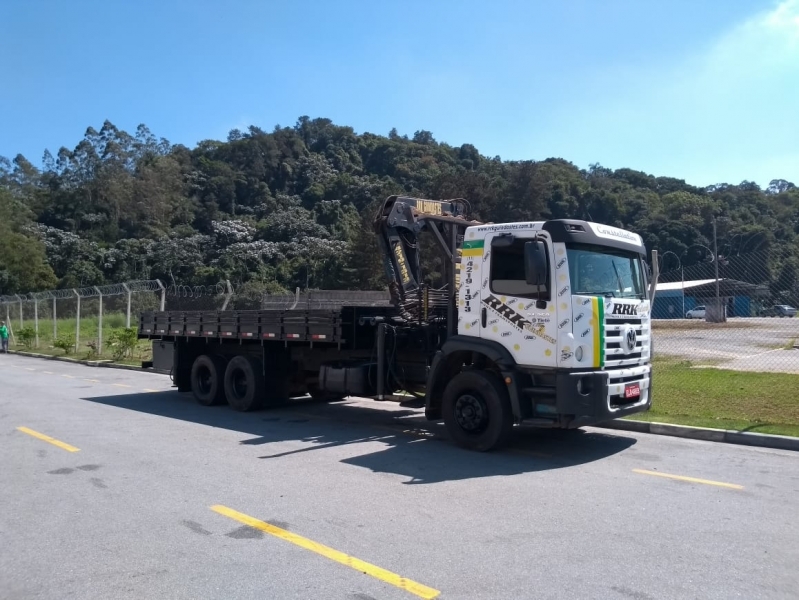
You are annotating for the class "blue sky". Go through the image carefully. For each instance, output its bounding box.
[2,0,797,189]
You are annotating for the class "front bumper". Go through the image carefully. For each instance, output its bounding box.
[555,364,652,428]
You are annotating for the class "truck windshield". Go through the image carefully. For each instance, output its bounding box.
[567,243,645,299]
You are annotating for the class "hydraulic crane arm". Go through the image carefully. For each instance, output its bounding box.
[373,195,481,307]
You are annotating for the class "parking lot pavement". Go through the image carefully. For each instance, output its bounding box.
[2,354,798,600]
[654,317,799,372]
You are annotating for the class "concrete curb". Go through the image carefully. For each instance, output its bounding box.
[597,419,799,452]
[8,350,168,375]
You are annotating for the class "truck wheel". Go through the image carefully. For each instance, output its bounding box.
[442,370,513,452]
[224,356,265,412]
[190,355,227,406]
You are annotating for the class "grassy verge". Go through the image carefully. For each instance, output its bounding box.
[627,357,799,437]
[7,313,152,365]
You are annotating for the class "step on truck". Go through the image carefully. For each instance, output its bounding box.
[139,196,658,451]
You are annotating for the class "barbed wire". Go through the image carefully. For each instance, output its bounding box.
[166,283,227,298]
[0,280,164,305]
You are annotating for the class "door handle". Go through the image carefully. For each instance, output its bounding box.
[481,307,487,328]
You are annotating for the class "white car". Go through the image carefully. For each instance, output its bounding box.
[685,305,706,319]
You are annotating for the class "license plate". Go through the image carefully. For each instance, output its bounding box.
[625,383,640,399]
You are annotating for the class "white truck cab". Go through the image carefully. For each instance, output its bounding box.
[455,219,652,424]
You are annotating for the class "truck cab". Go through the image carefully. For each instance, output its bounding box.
[426,218,652,448]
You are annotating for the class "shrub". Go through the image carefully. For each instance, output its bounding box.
[105,313,126,329]
[107,327,138,361]
[17,326,36,349]
[53,333,76,355]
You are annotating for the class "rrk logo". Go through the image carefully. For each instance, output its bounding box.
[580,328,591,338]
[558,319,569,329]
[469,319,479,327]
[574,313,584,322]
[556,257,566,269]
[612,303,638,316]
[561,350,573,361]
[558,286,570,297]
[501,331,512,337]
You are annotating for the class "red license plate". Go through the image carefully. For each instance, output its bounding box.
[625,383,640,399]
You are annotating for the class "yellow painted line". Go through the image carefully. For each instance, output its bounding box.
[16,426,80,453]
[210,505,440,599]
[25,367,36,371]
[633,469,743,490]
[62,374,75,379]
[112,383,132,388]
[143,388,160,393]
[43,371,53,374]
[83,378,99,383]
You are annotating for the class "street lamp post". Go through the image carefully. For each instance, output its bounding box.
[661,251,683,317]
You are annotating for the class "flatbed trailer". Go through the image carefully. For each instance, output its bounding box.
[139,196,657,451]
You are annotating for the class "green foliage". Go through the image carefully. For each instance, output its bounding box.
[16,326,35,349]
[53,333,76,355]
[1,116,798,299]
[107,327,138,361]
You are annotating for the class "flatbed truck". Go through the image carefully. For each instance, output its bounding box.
[139,195,657,451]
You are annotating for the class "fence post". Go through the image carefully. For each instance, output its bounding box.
[15,294,23,330]
[122,283,131,328]
[96,287,103,356]
[221,280,234,310]
[34,298,39,348]
[157,279,166,311]
[53,296,57,341]
[74,290,80,354]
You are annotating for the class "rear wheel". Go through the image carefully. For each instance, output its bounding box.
[442,370,513,452]
[190,354,227,406]
[224,355,265,412]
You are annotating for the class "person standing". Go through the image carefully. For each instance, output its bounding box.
[0,321,8,353]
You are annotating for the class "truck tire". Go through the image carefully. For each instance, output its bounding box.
[224,355,265,412]
[190,354,227,406]
[442,370,513,452]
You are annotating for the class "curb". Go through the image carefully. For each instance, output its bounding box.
[597,419,799,452]
[8,350,168,375]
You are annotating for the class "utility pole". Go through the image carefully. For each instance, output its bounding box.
[713,217,722,322]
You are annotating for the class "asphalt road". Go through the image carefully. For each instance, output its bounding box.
[2,355,798,600]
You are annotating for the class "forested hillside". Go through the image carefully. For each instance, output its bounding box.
[1,117,798,298]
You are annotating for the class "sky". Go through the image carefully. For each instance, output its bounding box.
[1,0,797,189]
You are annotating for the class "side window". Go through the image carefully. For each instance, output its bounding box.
[490,238,550,299]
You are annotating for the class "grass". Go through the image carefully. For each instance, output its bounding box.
[651,320,756,331]
[628,357,799,437]
[6,313,152,365]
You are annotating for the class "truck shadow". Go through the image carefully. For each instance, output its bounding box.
[80,390,637,484]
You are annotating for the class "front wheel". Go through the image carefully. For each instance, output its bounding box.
[442,370,513,452]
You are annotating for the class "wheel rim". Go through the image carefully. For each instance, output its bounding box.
[231,369,248,399]
[454,393,489,434]
[197,366,213,395]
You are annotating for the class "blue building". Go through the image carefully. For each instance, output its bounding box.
[653,278,768,319]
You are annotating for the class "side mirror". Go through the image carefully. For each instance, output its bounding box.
[524,240,548,286]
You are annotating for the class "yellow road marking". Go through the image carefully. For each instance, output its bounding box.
[43,371,53,374]
[25,367,36,371]
[83,378,99,383]
[62,374,74,379]
[210,505,440,599]
[112,383,132,388]
[16,426,80,453]
[633,469,743,490]
[143,388,160,393]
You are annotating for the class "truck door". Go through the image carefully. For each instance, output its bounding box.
[480,232,558,368]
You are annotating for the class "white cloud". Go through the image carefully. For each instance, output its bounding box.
[540,0,799,188]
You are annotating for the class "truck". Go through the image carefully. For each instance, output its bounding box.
[138,195,657,451]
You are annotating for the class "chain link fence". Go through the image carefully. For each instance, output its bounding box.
[0,280,166,354]
[653,248,799,374]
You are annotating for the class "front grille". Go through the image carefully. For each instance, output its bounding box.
[604,318,649,369]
